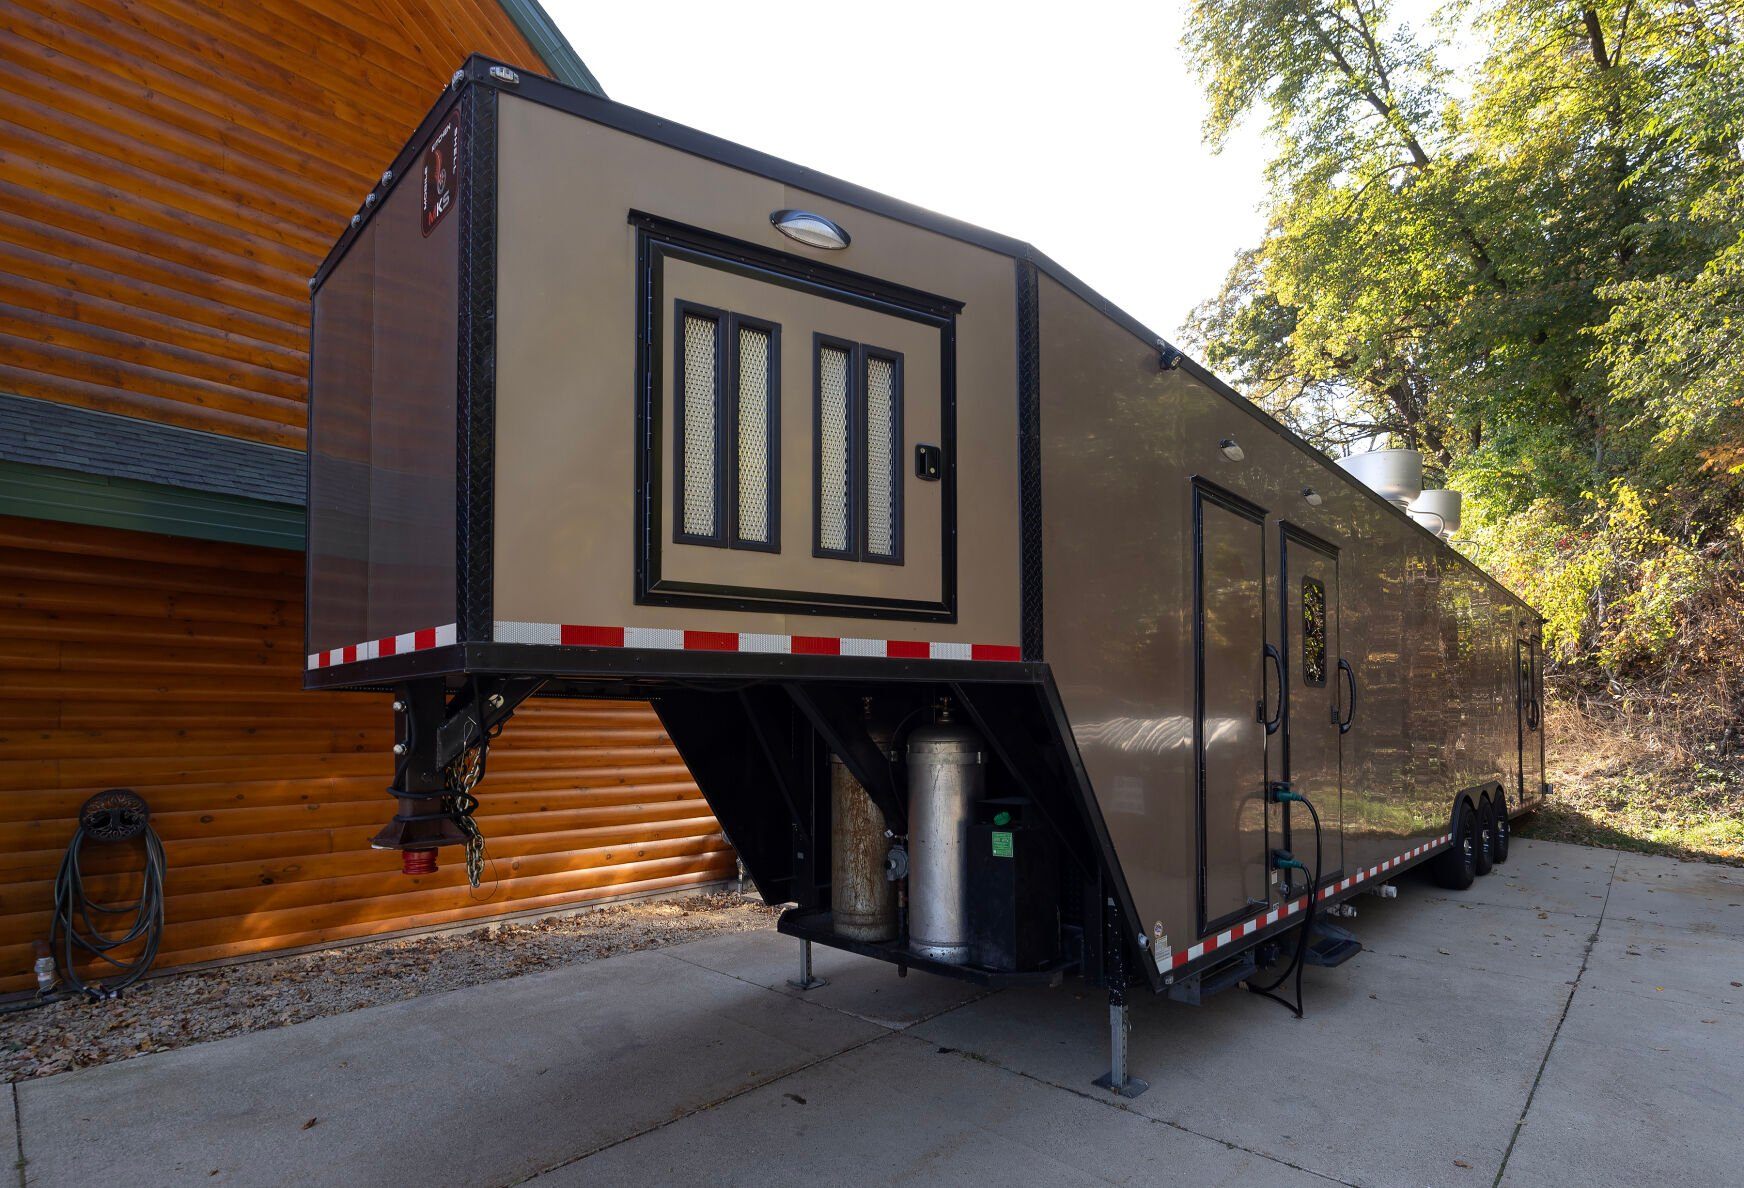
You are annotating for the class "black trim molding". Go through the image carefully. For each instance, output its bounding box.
[1190,476,1273,939]
[1015,259,1043,660]
[456,84,498,645]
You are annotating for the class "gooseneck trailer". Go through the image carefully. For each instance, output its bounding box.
[305,57,1547,1094]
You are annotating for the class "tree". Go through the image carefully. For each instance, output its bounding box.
[1183,0,1744,709]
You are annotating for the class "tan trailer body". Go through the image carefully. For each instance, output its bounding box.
[305,59,1546,1017]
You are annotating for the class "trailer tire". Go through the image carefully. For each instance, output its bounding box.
[1432,801,1477,890]
[1473,796,1496,877]
[1491,792,1510,864]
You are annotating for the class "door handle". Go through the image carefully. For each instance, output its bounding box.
[1260,643,1284,735]
[1336,658,1356,734]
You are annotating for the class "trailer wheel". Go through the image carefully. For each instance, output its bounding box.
[1432,801,1477,890]
[1473,797,1496,877]
[1491,792,1510,864]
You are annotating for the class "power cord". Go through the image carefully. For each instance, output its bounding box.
[1248,787,1323,1018]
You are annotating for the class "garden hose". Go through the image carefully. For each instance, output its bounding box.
[50,789,167,1000]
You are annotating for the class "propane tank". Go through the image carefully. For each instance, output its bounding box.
[831,712,897,942]
[906,702,984,963]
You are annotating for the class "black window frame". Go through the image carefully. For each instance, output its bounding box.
[728,313,782,554]
[861,345,906,566]
[812,333,859,561]
[672,298,781,552]
[1300,574,1328,687]
[811,334,905,565]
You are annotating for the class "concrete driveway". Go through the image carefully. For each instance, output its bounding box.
[10,839,1743,1187]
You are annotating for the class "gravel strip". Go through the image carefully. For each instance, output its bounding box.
[0,891,779,1083]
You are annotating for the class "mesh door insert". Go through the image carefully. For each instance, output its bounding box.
[817,343,852,554]
[736,325,773,545]
[865,353,899,559]
[680,312,720,539]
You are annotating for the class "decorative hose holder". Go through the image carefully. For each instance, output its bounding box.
[50,788,167,999]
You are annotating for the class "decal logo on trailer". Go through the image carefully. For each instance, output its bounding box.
[421,116,459,237]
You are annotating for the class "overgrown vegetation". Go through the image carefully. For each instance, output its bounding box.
[1182,0,1744,858]
[1530,700,1744,862]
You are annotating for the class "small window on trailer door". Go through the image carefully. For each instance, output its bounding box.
[674,301,780,551]
[813,334,904,564]
[1301,576,1327,686]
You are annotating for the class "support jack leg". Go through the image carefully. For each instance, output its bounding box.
[1092,899,1147,1097]
[786,938,828,991]
[1092,991,1149,1098]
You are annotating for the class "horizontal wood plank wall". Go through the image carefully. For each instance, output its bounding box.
[0,517,735,993]
[0,0,549,446]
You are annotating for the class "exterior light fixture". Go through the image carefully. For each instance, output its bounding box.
[1303,487,1323,507]
[1219,438,1244,462]
[1158,345,1183,371]
[771,209,850,250]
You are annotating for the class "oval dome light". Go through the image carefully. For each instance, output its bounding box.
[771,209,850,250]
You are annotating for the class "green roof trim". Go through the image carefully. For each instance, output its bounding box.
[498,0,606,96]
[0,460,304,552]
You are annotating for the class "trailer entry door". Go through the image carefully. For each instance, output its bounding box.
[1517,638,1542,804]
[1193,482,1273,934]
[1280,527,1344,875]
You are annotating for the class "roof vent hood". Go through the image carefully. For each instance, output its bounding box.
[1336,448,1422,511]
[1409,489,1462,540]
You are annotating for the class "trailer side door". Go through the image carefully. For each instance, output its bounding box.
[1517,636,1543,806]
[1280,526,1344,874]
[1194,482,1274,933]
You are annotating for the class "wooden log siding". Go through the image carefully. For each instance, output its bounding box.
[0,517,736,993]
[0,0,556,446]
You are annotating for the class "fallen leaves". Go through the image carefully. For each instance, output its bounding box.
[0,893,777,1085]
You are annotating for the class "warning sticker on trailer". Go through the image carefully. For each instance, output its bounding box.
[422,116,459,237]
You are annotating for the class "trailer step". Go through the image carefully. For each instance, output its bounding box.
[1166,951,1256,1005]
[1303,919,1362,968]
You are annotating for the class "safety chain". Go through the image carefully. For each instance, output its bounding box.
[443,727,490,888]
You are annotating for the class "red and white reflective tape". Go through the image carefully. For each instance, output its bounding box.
[307,623,456,670]
[1161,832,1454,971]
[492,621,1023,662]
[307,621,1023,669]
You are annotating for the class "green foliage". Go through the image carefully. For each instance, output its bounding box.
[1467,481,1743,690]
[1183,0,1744,712]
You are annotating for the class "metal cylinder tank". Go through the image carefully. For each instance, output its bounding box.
[906,709,984,963]
[1409,488,1462,539]
[1336,448,1423,509]
[831,727,896,942]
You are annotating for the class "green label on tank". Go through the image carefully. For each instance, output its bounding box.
[991,831,1014,858]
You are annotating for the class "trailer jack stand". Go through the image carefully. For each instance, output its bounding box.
[1092,989,1149,1098]
[371,676,546,874]
[786,939,828,991]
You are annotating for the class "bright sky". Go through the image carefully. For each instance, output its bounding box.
[542,1,1273,343]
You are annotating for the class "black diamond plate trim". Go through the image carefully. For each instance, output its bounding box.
[1016,259,1043,661]
[456,85,498,644]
